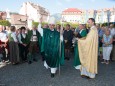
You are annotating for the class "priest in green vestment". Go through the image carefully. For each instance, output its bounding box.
[74,24,87,69]
[38,16,64,78]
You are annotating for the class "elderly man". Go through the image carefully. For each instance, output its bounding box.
[38,17,64,78]
[78,18,98,79]
[27,25,41,64]
[0,25,8,63]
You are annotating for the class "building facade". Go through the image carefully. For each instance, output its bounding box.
[0,11,7,20]
[20,2,50,28]
[62,8,82,23]
[0,11,27,29]
[62,7,115,24]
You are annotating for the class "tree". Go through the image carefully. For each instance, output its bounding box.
[42,22,48,27]
[59,22,79,29]
[32,21,79,29]
[32,21,48,27]
[0,20,11,26]
[32,21,39,27]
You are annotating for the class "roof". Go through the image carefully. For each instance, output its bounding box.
[63,8,82,13]
[10,14,27,25]
[28,2,49,15]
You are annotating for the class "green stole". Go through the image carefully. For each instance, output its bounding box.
[74,29,87,66]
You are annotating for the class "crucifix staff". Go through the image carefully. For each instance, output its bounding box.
[59,17,66,75]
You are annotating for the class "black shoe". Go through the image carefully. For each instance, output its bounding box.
[64,57,68,60]
[64,57,70,60]
[65,57,70,60]
[42,57,45,61]
[67,57,70,60]
[28,61,32,64]
[81,75,87,78]
[81,75,91,79]
[33,59,38,62]
[51,73,55,78]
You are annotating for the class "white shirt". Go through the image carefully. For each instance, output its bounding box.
[33,30,37,35]
[0,31,7,42]
[30,30,38,41]
[11,32,18,42]
[5,30,11,36]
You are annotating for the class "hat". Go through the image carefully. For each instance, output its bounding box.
[48,16,56,25]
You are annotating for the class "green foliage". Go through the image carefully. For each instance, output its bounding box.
[72,23,79,28]
[42,22,48,27]
[0,20,11,26]
[32,21,39,27]
[57,22,79,28]
[32,21,80,29]
[32,21,48,27]
[56,21,61,25]
[101,23,107,27]
[65,22,79,28]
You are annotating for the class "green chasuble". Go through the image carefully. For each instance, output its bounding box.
[74,29,87,67]
[41,29,64,68]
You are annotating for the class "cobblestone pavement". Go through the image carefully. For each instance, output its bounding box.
[0,55,115,86]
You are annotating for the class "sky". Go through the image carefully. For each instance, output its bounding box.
[0,0,115,14]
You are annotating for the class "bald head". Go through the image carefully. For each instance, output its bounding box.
[0,25,3,32]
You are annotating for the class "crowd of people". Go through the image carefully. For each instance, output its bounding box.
[97,24,115,64]
[0,17,115,79]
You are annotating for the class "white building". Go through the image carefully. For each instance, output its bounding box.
[62,8,82,23]
[62,7,115,24]
[20,2,50,28]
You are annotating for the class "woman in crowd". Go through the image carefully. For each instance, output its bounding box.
[102,28,113,64]
[8,26,20,65]
[63,24,73,60]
